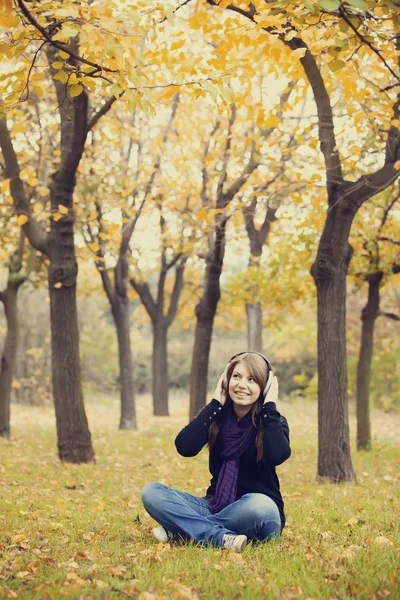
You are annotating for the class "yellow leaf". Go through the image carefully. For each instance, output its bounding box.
[12,534,25,543]
[373,535,393,546]
[107,566,127,576]
[159,85,179,101]
[1,179,10,193]
[171,39,185,51]
[89,242,99,252]
[26,175,40,186]
[95,580,109,589]
[99,233,108,240]
[53,213,62,222]
[17,215,28,226]
[54,70,68,84]
[51,61,63,69]
[39,186,49,197]
[54,282,62,289]
[16,571,30,579]
[58,204,68,214]
[68,73,78,84]
[70,84,84,97]
[293,47,307,59]
[59,50,70,59]
[394,160,400,170]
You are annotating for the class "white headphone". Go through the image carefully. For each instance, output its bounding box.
[223,351,274,401]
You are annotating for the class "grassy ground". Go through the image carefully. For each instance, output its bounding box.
[0,392,399,600]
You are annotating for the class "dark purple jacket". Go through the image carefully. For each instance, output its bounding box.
[175,399,291,528]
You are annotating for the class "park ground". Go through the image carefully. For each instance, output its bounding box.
[0,393,399,600]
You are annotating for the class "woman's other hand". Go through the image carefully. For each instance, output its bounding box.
[213,373,227,406]
[263,375,279,405]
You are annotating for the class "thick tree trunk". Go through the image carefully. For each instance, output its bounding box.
[246,301,263,352]
[0,284,21,437]
[356,272,382,451]
[152,318,169,416]
[189,241,224,419]
[111,297,136,429]
[311,204,356,482]
[48,184,94,463]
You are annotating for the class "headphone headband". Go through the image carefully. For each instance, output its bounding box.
[224,351,274,401]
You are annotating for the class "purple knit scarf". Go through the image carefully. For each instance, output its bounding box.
[208,404,257,513]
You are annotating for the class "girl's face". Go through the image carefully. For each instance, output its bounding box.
[228,361,262,408]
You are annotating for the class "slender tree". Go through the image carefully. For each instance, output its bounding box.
[353,191,400,450]
[0,234,27,437]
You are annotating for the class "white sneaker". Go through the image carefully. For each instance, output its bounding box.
[222,533,247,553]
[152,525,178,543]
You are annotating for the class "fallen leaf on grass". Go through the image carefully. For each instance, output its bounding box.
[107,565,127,576]
[138,593,157,600]
[281,586,303,599]
[16,571,30,578]
[173,582,200,600]
[12,534,26,544]
[341,545,362,559]
[66,572,86,586]
[373,536,393,546]
[94,579,109,589]
[346,518,359,527]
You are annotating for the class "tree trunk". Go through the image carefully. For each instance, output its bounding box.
[311,204,356,482]
[152,318,169,416]
[0,283,21,437]
[111,296,136,429]
[189,233,225,419]
[246,301,263,352]
[356,272,382,451]
[48,184,95,463]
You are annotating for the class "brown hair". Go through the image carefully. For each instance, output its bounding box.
[208,353,269,462]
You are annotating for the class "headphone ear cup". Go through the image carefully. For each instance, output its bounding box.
[262,371,274,400]
[222,368,228,393]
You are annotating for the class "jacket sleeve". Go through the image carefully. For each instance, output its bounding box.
[175,399,223,457]
[260,401,291,466]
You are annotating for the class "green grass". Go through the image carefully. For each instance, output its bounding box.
[0,392,399,599]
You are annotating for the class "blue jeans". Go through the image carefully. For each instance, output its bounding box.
[141,482,281,548]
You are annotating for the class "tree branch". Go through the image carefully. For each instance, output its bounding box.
[0,116,49,255]
[166,259,187,327]
[15,0,118,76]
[216,104,236,200]
[377,236,400,246]
[379,310,400,321]
[207,2,343,186]
[339,6,400,85]
[87,96,119,133]
[130,279,156,321]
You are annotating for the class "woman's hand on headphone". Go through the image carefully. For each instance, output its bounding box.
[263,375,279,405]
[213,373,227,406]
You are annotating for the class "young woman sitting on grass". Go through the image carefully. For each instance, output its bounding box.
[141,351,291,553]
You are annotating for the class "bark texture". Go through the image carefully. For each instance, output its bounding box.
[152,320,169,416]
[311,198,356,480]
[243,200,277,352]
[112,296,136,429]
[356,271,383,451]
[245,302,263,352]
[189,225,225,419]
[0,254,26,438]
[131,259,186,417]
